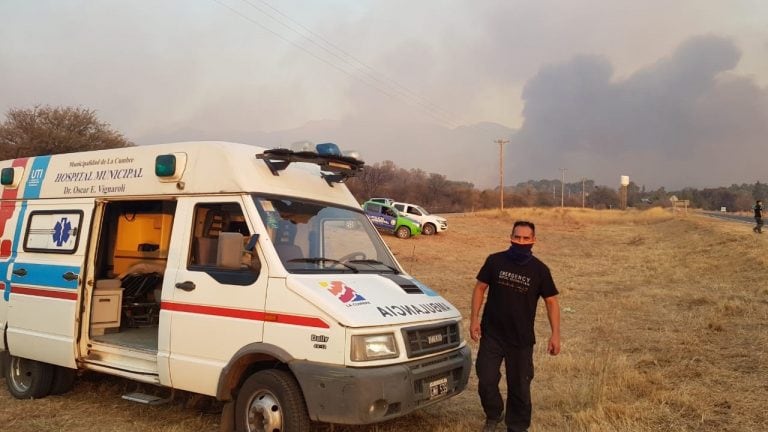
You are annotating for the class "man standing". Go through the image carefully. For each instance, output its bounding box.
[470,221,561,432]
[753,200,763,234]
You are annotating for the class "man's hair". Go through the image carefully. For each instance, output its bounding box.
[512,220,536,235]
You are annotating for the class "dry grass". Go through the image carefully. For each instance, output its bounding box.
[2,208,767,431]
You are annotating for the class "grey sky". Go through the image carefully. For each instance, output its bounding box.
[1,1,767,189]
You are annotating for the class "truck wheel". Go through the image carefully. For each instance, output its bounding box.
[5,355,54,399]
[50,366,77,395]
[395,226,411,239]
[235,369,310,432]
[422,223,436,236]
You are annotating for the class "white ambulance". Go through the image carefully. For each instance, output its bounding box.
[0,142,470,432]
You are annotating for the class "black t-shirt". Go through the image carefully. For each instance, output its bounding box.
[476,251,558,348]
[755,204,763,219]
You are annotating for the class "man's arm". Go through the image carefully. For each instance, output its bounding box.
[470,281,488,342]
[544,295,561,355]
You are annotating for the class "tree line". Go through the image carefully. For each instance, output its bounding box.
[1,105,763,212]
[346,161,766,212]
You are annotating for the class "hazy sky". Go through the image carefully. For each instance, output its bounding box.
[1,1,767,189]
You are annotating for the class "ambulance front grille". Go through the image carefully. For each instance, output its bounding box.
[401,322,461,358]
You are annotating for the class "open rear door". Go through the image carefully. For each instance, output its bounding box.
[5,199,94,368]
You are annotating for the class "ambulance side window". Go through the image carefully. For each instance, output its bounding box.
[188,202,261,284]
[23,210,84,254]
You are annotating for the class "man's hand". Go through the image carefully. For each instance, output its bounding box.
[470,281,489,342]
[470,319,481,342]
[547,334,560,355]
[544,296,561,355]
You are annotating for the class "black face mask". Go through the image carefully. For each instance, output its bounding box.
[506,242,533,264]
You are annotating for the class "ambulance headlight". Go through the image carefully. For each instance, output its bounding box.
[351,334,399,361]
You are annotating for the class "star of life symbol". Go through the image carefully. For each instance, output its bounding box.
[53,217,72,247]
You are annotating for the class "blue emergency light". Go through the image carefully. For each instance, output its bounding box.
[315,143,342,157]
[1,168,14,186]
[154,153,187,183]
[155,154,176,177]
[1,167,23,188]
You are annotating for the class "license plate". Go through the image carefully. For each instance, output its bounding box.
[428,377,448,399]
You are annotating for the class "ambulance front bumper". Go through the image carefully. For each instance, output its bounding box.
[290,345,471,425]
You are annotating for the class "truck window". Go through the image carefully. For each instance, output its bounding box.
[188,203,259,276]
[254,196,399,274]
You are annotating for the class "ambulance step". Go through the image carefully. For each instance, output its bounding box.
[122,392,170,405]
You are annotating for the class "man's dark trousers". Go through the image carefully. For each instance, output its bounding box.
[476,335,534,432]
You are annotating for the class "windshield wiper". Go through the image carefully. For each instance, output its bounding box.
[348,259,400,274]
[287,257,358,273]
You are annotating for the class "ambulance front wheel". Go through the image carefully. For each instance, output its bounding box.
[5,355,55,399]
[235,369,310,432]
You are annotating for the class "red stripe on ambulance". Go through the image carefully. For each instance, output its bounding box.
[11,285,78,301]
[161,301,329,328]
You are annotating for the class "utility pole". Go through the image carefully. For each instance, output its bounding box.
[581,177,586,208]
[495,139,509,211]
[559,168,567,208]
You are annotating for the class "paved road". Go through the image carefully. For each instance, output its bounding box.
[700,211,755,225]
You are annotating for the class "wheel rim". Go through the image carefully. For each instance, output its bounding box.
[246,389,283,432]
[9,357,33,393]
[424,224,435,235]
[397,228,408,238]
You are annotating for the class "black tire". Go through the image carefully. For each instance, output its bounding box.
[0,351,8,377]
[4,355,55,399]
[422,223,436,236]
[50,366,77,395]
[235,369,310,432]
[395,226,411,239]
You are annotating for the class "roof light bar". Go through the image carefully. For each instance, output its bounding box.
[256,142,364,186]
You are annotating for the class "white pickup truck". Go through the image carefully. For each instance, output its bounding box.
[392,202,448,235]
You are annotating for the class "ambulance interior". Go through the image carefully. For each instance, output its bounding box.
[89,200,176,352]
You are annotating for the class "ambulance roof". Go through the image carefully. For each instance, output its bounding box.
[0,141,361,208]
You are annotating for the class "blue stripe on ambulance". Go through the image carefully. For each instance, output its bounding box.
[23,155,51,199]
[10,262,80,289]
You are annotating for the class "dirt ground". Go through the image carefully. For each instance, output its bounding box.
[1,208,766,431]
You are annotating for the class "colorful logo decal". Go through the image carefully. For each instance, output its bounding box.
[319,281,369,306]
[53,217,72,247]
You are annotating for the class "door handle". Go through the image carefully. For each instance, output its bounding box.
[62,271,79,281]
[12,268,27,277]
[175,281,196,292]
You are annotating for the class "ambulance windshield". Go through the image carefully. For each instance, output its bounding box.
[253,196,400,274]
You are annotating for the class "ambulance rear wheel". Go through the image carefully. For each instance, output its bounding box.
[235,369,310,432]
[395,226,411,239]
[5,355,54,399]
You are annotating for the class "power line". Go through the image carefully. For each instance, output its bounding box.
[210,0,461,128]
[247,0,463,125]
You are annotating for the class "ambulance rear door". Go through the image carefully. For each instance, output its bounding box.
[6,199,94,368]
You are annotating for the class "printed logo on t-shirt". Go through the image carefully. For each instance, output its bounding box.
[498,270,531,293]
